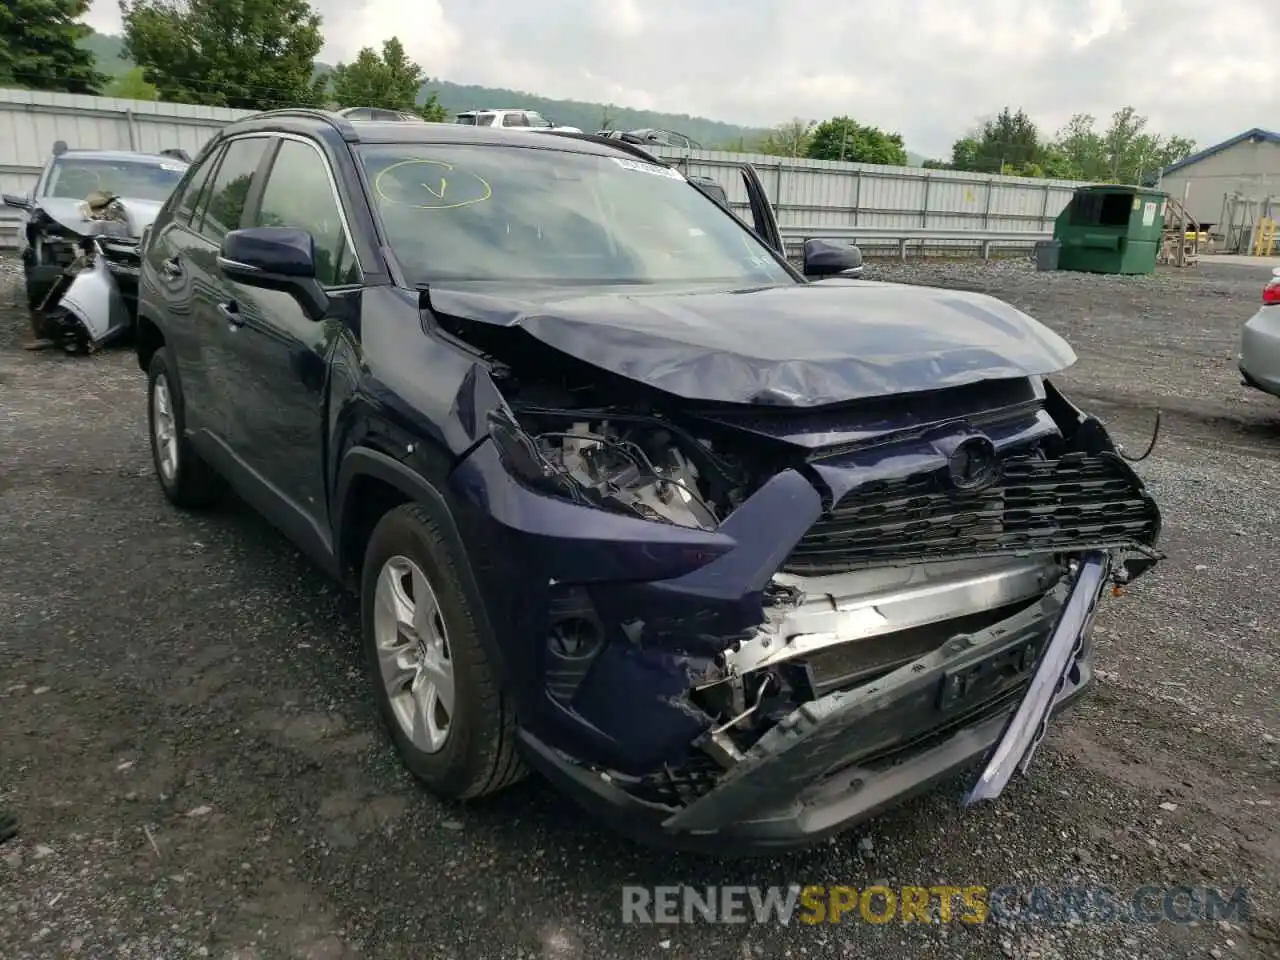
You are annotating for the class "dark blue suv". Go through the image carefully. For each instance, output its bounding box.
[134,109,1162,853]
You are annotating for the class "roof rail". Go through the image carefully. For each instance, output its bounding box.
[543,131,666,165]
[235,107,360,142]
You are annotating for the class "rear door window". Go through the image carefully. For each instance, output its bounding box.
[170,146,221,227]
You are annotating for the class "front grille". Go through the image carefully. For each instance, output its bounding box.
[38,236,79,268]
[783,451,1157,575]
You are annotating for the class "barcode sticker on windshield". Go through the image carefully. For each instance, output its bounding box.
[611,157,685,179]
[159,163,185,171]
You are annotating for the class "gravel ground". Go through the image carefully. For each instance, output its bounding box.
[1,255,1278,960]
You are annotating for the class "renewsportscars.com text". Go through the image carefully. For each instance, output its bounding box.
[621,884,1252,926]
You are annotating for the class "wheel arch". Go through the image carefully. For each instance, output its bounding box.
[334,446,512,689]
[135,313,165,374]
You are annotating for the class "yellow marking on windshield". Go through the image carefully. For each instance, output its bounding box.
[374,158,491,210]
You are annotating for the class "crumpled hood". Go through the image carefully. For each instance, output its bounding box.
[428,279,1077,407]
[33,196,164,238]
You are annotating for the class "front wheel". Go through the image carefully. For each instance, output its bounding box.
[361,503,524,800]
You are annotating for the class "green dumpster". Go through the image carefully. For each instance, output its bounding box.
[1052,185,1167,275]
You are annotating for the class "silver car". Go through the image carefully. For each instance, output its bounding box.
[3,143,189,352]
[1239,267,1280,397]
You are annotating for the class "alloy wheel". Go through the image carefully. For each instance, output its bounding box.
[372,555,456,753]
[152,373,179,482]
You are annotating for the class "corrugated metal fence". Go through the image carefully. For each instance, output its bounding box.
[0,89,248,247]
[649,149,1078,237]
[0,86,1085,252]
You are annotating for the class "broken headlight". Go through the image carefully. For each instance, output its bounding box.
[487,408,722,530]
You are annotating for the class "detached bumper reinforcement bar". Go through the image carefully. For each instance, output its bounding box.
[963,550,1109,805]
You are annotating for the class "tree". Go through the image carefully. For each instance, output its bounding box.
[756,118,816,158]
[807,116,907,165]
[118,0,328,110]
[0,0,106,94]
[950,135,981,171]
[1052,113,1105,180]
[107,65,158,100]
[1035,144,1076,181]
[1100,106,1196,184]
[329,37,418,112]
[949,107,1044,175]
[1051,108,1195,184]
[329,38,447,121]
[417,93,447,123]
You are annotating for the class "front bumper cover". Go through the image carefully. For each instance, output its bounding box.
[517,550,1110,851]
[33,238,136,352]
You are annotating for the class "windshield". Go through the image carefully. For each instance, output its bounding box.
[44,156,188,201]
[357,143,794,286]
[524,112,553,128]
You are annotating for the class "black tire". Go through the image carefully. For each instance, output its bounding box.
[23,266,45,311]
[146,349,226,508]
[23,271,49,341]
[361,502,524,800]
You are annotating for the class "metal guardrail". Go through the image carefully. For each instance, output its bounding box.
[779,226,1053,261]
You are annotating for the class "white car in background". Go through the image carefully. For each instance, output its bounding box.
[454,109,582,133]
[1238,267,1280,398]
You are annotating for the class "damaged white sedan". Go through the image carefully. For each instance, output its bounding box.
[3,142,189,353]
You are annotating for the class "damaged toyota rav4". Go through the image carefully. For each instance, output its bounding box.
[135,110,1162,852]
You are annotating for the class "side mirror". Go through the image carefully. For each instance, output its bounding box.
[802,237,864,279]
[217,227,330,321]
[2,193,32,210]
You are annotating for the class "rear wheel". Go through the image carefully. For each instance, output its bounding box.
[147,350,226,508]
[361,503,524,800]
[21,268,54,347]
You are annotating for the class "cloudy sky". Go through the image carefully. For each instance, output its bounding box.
[85,0,1277,158]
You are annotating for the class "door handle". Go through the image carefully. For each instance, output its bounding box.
[160,256,183,279]
[218,300,245,328]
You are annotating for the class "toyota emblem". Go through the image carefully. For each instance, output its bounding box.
[947,435,1002,492]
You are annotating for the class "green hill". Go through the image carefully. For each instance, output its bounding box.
[78,31,926,161]
[80,30,132,77]
[427,81,769,149]
[78,31,769,146]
